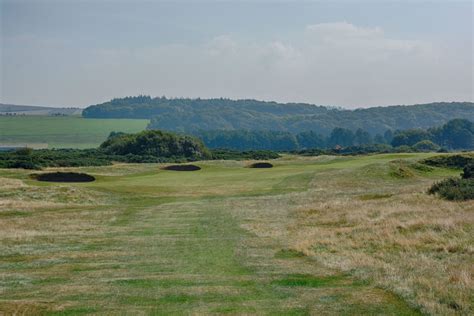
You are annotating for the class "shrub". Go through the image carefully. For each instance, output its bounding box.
[412,140,440,152]
[296,144,394,156]
[101,130,211,160]
[334,144,393,155]
[7,160,42,170]
[394,145,413,153]
[462,164,474,179]
[15,147,33,156]
[422,154,474,169]
[428,178,474,201]
[211,149,280,160]
[0,143,279,170]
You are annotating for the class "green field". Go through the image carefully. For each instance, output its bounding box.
[0,154,472,315]
[0,116,148,148]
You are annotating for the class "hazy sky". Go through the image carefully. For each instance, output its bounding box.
[1,0,473,108]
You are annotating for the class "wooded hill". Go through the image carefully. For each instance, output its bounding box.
[82,96,474,135]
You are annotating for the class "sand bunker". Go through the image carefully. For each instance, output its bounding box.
[161,164,201,171]
[248,162,273,168]
[32,172,96,183]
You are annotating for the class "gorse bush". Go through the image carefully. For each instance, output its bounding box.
[0,149,113,169]
[210,149,280,160]
[296,144,394,156]
[0,147,213,170]
[462,163,474,179]
[422,154,474,169]
[1,130,282,170]
[101,130,211,160]
[426,154,474,201]
[428,178,474,201]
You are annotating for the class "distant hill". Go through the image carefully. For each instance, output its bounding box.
[0,103,82,116]
[82,96,474,135]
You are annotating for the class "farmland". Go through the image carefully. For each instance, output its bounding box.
[0,154,471,315]
[0,116,148,149]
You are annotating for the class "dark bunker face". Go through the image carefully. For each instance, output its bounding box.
[248,162,273,168]
[161,164,201,171]
[32,172,96,183]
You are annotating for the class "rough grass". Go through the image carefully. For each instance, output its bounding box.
[0,153,471,315]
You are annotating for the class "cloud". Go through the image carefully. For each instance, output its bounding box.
[207,35,238,57]
[303,22,434,63]
[306,21,384,39]
[3,22,472,107]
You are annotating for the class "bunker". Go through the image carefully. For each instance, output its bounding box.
[32,172,96,183]
[248,162,273,168]
[161,164,201,171]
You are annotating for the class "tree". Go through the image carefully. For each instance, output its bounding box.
[391,129,432,147]
[384,130,394,143]
[328,128,354,147]
[374,134,385,144]
[431,119,474,149]
[412,140,440,152]
[353,128,372,146]
[296,131,326,149]
[195,130,299,151]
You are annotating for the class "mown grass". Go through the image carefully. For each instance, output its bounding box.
[0,153,469,315]
[0,116,148,148]
[272,274,347,287]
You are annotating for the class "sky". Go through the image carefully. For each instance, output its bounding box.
[1,0,473,108]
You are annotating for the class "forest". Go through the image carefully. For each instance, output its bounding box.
[82,96,474,135]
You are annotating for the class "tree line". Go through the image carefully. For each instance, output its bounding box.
[193,119,473,151]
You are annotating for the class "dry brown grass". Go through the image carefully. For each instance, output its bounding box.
[291,196,472,313]
[229,162,473,315]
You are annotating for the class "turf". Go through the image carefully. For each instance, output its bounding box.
[0,153,468,314]
[0,116,148,148]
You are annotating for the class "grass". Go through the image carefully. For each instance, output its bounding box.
[0,116,148,148]
[271,274,347,287]
[0,153,471,315]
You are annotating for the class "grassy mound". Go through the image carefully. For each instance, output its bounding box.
[161,164,201,171]
[32,172,95,183]
[389,160,414,178]
[248,162,273,168]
